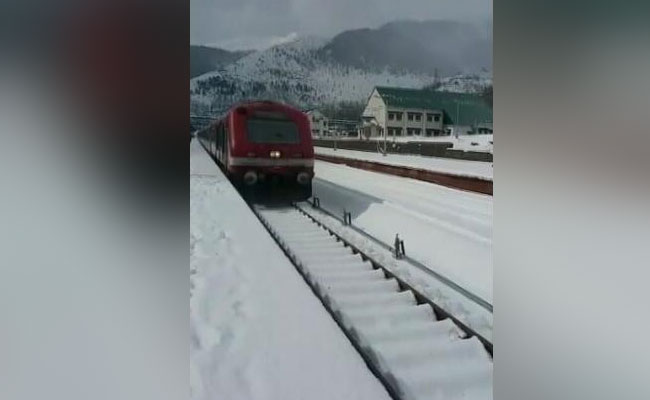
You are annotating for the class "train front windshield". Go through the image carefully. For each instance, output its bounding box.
[246,117,300,144]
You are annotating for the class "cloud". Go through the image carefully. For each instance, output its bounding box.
[268,32,299,47]
[204,32,300,51]
[191,0,492,49]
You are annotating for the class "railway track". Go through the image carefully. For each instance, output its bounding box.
[253,204,493,400]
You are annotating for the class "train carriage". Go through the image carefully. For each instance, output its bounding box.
[198,101,314,200]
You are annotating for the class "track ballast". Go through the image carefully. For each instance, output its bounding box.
[254,205,492,400]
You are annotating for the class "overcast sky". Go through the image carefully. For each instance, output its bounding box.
[191,0,492,50]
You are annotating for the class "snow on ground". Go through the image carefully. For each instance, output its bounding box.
[190,140,391,400]
[312,160,493,304]
[315,147,493,180]
[449,134,493,153]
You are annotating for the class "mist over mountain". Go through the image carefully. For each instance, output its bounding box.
[190,20,492,116]
[190,46,251,78]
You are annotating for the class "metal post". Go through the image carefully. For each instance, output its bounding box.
[394,234,400,258]
[393,234,405,259]
[343,211,351,225]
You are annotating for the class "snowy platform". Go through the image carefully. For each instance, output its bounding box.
[315,147,493,180]
[190,140,391,400]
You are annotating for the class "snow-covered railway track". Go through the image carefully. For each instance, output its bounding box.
[253,205,493,400]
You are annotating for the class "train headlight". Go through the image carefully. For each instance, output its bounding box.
[269,151,281,158]
[297,172,311,185]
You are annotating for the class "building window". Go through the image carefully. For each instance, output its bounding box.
[408,112,422,121]
[426,129,434,136]
[406,128,413,136]
[413,128,421,135]
[427,113,440,122]
[389,127,403,136]
[395,113,403,121]
[388,113,395,121]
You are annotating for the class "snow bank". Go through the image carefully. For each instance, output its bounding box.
[315,147,493,180]
[190,140,391,400]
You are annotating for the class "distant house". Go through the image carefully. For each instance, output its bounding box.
[305,109,330,137]
[360,87,493,139]
[476,122,494,135]
[328,119,361,137]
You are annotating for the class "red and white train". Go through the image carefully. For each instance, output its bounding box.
[198,101,314,200]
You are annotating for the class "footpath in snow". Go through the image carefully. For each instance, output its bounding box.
[312,160,493,305]
[189,140,391,400]
[315,146,493,180]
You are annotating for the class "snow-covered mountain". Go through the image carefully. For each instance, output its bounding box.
[190,45,251,78]
[320,20,491,76]
[190,21,492,116]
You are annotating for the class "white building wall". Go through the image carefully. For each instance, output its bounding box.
[385,108,407,136]
[362,89,386,136]
[385,108,445,137]
[306,110,330,137]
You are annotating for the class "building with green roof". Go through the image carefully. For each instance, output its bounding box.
[360,86,493,139]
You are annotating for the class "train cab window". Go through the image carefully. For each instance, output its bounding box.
[246,117,300,144]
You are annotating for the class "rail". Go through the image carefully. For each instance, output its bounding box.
[298,198,493,313]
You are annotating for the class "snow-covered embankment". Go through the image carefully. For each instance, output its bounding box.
[190,140,391,400]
